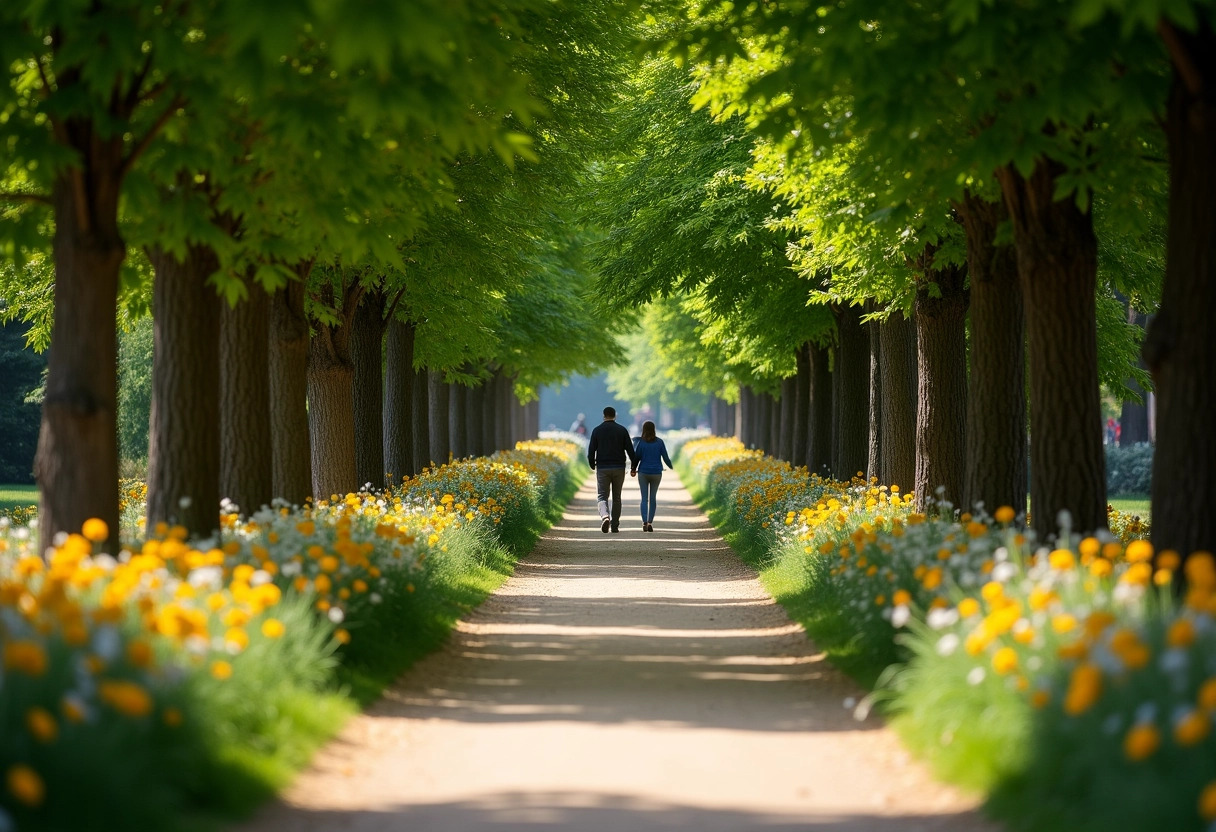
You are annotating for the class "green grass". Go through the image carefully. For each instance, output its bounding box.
[1107,494,1150,517]
[0,483,37,511]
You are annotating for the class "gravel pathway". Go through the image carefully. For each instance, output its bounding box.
[238,471,995,831]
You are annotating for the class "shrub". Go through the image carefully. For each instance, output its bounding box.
[1106,442,1153,496]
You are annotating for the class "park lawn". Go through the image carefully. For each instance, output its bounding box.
[1107,493,1150,517]
[0,483,37,512]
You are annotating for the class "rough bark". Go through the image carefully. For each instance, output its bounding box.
[957,192,1027,515]
[754,391,771,454]
[412,361,431,471]
[778,376,796,462]
[383,317,416,485]
[145,244,221,536]
[998,159,1106,536]
[867,304,883,482]
[497,375,514,452]
[832,305,870,481]
[738,387,754,448]
[792,347,810,468]
[465,383,484,457]
[879,310,918,493]
[351,293,385,489]
[428,370,451,466]
[270,276,312,504]
[308,286,361,500]
[35,170,125,551]
[449,383,467,459]
[480,375,497,454]
[913,258,970,510]
[219,282,273,515]
[1147,18,1216,559]
[1120,307,1151,447]
[808,344,833,476]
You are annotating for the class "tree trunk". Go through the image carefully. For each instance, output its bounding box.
[36,173,124,552]
[753,391,770,454]
[383,317,416,485]
[496,374,514,452]
[269,277,312,505]
[867,305,883,482]
[957,192,1027,515]
[510,394,524,446]
[914,261,969,510]
[219,282,272,515]
[879,310,918,493]
[412,361,430,471]
[146,244,221,536]
[480,376,497,454]
[308,326,358,500]
[832,305,870,481]
[809,344,833,476]
[1120,307,1151,447]
[466,383,484,456]
[449,383,467,459]
[428,370,450,466]
[738,387,753,448]
[792,347,810,468]
[351,293,385,489]
[1147,19,1216,559]
[778,376,796,462]
[998,159,1106,536]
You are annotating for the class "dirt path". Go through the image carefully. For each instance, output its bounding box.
[239,471,994,831]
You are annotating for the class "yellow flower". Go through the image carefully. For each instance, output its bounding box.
[1051,614,1078,634]
[4,640,48,677]
[261,618,286,639]
[210,660,234,680]
[163,707,184,727]
[98,680,154,717]
[1198,678,1216,712]
[1063,664,1103,715]
[1049,549,1076,570]
[1125,540,1154,563]
[81,517,109,543]
[1199,781,1216,821]
[1030,690,1051,709]
[892,589,912,607]
[1168,618,1196,649]
[26,708,58,743]
[1123,723,1160,761]
[981,582,1004,603]
[994,506,1016,524]
[992,647,1019,675]
[958,598,980,618]
[1174,710,1210,746]
[7,764,45,807]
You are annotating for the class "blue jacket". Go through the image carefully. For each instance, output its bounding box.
[633,437,673,474]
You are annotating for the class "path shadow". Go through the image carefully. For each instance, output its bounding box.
[252,791,991,832]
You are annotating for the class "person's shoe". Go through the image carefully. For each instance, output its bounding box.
[645,523,653,533]
[610,523,619,533]
[601,517,611,533]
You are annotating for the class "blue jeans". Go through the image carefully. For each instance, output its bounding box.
[638,472,662,523]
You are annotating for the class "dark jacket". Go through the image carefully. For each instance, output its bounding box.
[587,420,638,470]
[633,437,673,474]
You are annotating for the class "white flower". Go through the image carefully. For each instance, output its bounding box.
[891,605,911,628]
[1134,702,1158,725]
[52,530,69,547]
[843,696,857,709]
[369,593,382,605]
[250,569,273,587]
[188,566,224,590]
[280,561,302,578]
[179,495,193,509]
[328,606,345,624]
[92,626,122,662]
[1160,648,1189,676]
[992,562,1017,583]
[967,666,986,686]
[927,607,959,630]
[936,634,960,656]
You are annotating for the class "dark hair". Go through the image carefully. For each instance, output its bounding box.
[603,406,616,418]
[641,420,656,441]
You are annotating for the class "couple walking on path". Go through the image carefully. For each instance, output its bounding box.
[586,406,674,533]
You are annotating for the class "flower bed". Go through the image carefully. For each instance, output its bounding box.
[681,436,1207,832]
[0,439,584,832]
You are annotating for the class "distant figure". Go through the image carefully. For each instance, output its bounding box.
[633,420,674,533]
[587,406,638,534]
[570,413,588,436]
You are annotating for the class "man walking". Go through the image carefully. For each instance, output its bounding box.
[587,406,638,533]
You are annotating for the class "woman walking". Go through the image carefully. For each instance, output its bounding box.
[632,420,674,532]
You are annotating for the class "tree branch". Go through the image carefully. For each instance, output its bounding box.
[120,93,185,178]
[1158,18,1205,97]
[34,55,53,99]
[382,286,407,330]
[0,191,52,205]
